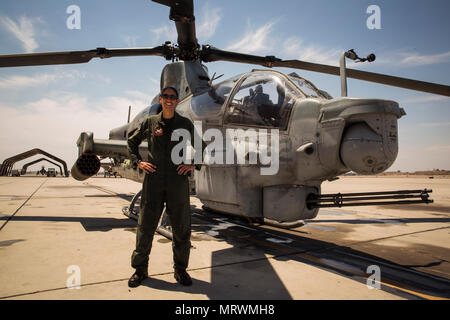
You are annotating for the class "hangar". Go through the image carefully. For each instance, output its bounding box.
[0,148,69,177]
[21,157,64,176]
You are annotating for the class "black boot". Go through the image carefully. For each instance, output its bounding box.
[128,270,148,288]
[174,269,192,286]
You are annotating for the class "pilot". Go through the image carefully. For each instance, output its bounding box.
[243,84,272,125]
[249,88,255,98]
[127,86,205,288]
[253,84,271,105]
[253,84,279,125]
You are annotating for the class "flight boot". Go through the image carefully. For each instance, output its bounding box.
[174,269,192,286]
[128,269,148,288]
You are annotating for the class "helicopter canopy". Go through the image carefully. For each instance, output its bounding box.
[191,70,318,130]
[224,71,301,129]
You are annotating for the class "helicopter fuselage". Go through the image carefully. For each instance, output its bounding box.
[73,61,405,224]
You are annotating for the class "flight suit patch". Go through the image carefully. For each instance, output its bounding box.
[154,126,164,136]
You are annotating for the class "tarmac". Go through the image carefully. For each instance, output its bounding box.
[0,175,449,300]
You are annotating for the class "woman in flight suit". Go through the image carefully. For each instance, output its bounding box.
[127,86,203,288]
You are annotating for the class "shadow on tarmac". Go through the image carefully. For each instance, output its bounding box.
[186,206,450,300]
[0,215,137,232]
[138,247,293,299]
[305,218,450,224]
[1,204,449,299]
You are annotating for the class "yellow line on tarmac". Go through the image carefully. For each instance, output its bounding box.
[375,281,448,300]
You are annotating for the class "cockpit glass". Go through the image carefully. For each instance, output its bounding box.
[224,72,297,130]
[214,83,233,102]
[288,75,323,98]
[190,75,240,119]
[215,74,242,101]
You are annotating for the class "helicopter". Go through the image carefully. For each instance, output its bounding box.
[0,0,448,231]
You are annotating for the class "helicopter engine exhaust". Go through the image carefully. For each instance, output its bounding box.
[71,153,101,181]
[340,121,398,174]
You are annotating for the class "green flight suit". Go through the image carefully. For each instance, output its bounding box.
[127,111,203,273]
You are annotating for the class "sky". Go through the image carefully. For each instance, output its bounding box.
[0,0,449,173]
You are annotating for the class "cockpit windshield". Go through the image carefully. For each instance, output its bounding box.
[214,74,242,102]
[224,71,298,129]
[288,72,326,98]
[190,74,241,119]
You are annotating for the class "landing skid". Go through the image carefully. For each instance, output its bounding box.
[122,189,173,239]
[122,189,141,220]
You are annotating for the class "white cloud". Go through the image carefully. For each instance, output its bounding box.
[124,90,154,102]
[197,4,222,42]
[0,70,88,89]
[401,95,450,104]
[124,35,138,47]
[283,37,343,66]
[0,93,150,169]
[226,21,276,54]
[0,73,58,89]
[225,22,345,67]
[369,50,450,67]
[150,24,177,44]
[399,51,450,67]
[0,15,40,53]
[0,70,114,90]
[93,73,111,85]
[148,77,160,86]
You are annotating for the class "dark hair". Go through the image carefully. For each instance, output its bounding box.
[161,86,179,98]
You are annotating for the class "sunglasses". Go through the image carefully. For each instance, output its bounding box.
[161,94,178,100]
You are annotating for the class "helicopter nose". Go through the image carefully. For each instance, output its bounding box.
[340,121,398,174]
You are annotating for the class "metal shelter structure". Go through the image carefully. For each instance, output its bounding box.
[21,157,64,176]
[0,148,69,177]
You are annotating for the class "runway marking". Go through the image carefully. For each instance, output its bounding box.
[373,281,448,300]
[0,179,47,232]
[85,183,134,203]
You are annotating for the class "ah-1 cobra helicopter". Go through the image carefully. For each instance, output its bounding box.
[1,0,448,231]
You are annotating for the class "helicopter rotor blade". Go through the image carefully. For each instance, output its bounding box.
[0,46,168,68]
[153,0,198,57]
[274,59,450,97]
[201,45,277,66]
[201,46,450,97]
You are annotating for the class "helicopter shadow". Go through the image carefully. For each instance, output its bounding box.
[0,215,137,232]
[139,246,293,299]
[183,204,450,299]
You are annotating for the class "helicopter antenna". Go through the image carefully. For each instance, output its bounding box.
[340,49,376,96]
[345,49,376,63]
[210,72,224,85]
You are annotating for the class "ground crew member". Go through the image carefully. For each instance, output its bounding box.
[127,86,204,288]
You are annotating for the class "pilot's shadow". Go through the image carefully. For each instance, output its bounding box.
[139,247,293,299]
[140,276,211,294]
